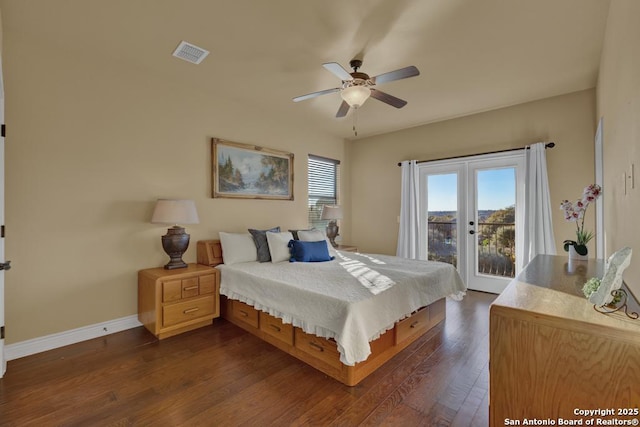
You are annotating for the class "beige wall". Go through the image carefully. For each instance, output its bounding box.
[2,28,347,343]
[0,5,614,347]
[597,0,640,297]
[348,89,596,257]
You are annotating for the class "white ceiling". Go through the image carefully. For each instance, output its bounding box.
[1,0,611,139]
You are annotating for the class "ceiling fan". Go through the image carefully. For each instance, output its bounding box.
[293,59,420,118]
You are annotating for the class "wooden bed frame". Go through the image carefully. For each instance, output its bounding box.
[196,239,446,386]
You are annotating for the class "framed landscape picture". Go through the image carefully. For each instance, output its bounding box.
[212,138,294,200]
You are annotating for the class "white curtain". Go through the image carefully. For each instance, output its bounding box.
[522,142,557,267]
[396,160,421,259]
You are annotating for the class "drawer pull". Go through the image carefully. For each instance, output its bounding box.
[269,324,281,332]
[309,342,324,352]
[183,285,199,291]
[410,321,419,328]
[183,307,199,314]
[239,310,248,317]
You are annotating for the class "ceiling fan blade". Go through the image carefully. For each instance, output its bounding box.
[293,87,341,102]
[371,66,420,85]
[335,100,350,118]
[323,62,354,81]
[370,89,408,108]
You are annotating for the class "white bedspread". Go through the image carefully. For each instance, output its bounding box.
[218,251,466,366]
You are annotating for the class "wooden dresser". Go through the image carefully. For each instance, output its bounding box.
[138,263,220,339]
[489,255,640,425]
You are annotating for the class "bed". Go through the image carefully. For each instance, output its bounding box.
[196,238,466,386]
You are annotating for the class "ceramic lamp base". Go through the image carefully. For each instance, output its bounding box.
[326,221,339,248]
[161,226,190,269]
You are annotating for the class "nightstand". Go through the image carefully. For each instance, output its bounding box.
[335,244,358,252]
[138,263,219,339]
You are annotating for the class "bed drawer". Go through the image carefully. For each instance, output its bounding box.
[259,312,294,346]
[395,306,430,345]
[294,329,342,369]
[231,300,259,329]
[163,295,215,327]
[429,298,446,324]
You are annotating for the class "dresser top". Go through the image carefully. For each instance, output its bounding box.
[139,263,216,280]
[491,255,640,340]
[516,254,605,297]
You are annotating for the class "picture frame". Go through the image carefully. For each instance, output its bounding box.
[212,138,294,200]
[589,246,632,306]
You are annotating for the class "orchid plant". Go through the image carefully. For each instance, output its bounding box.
[560,184,602,256]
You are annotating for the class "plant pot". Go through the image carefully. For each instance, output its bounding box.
[568,245,588,261]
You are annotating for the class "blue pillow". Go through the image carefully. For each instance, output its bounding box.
[288,240,334,263]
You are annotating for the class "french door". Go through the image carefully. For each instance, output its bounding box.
[419,153,525,294]
[0,55,5,376]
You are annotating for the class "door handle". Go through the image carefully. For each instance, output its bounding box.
[0,261,11,271]
[469,230,475,235]
[469,221,474,226]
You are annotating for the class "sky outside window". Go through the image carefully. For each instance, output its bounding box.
[428,168,515,211]
[477,168,515,210]
[428,174,457,212]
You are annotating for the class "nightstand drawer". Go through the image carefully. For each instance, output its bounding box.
[181,277,199,298]
[199,274,216,294]
[231,300,259,328]
[163,277,201,302]
[335,244,358,252]
[162,275,216,302]
[259,312,294,346]
[162,279,184,302]
[163,295,215,327]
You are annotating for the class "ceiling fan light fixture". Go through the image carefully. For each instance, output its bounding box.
[341,85,371,109]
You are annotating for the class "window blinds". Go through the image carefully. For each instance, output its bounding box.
[308,155,340,229]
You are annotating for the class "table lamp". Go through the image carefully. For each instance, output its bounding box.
[321,205,343,248]
[151,199,199,269]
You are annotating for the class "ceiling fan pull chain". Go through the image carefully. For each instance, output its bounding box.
[353,109,358,137]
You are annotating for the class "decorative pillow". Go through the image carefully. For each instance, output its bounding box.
[288,228,315,240]
[266,231,294,263]
[297,229,325,242]
[298,229,337,256]
[248,226,280,262]
[288,240,334,263]
[219,232,258,265]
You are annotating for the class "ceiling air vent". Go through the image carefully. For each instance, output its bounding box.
[172,41,209,65]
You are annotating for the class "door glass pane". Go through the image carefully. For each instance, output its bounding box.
[476,168,516,278]
[427,173,457,267]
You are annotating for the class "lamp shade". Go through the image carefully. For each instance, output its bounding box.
[340,85,371,108]
[321,205,343,221]
[151,199,200,225]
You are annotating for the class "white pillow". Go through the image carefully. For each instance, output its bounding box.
[266,231,294,263]
[297,229,325,242]
[298,229,337,256]
[219,232,258,265]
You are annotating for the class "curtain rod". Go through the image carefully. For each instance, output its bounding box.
[396,142,555,166]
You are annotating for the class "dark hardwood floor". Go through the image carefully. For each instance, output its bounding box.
[0,291,496,426]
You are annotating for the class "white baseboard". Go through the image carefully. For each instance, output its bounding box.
[5,315,143,361]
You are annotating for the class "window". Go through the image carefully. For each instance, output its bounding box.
[308,155,340,229]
